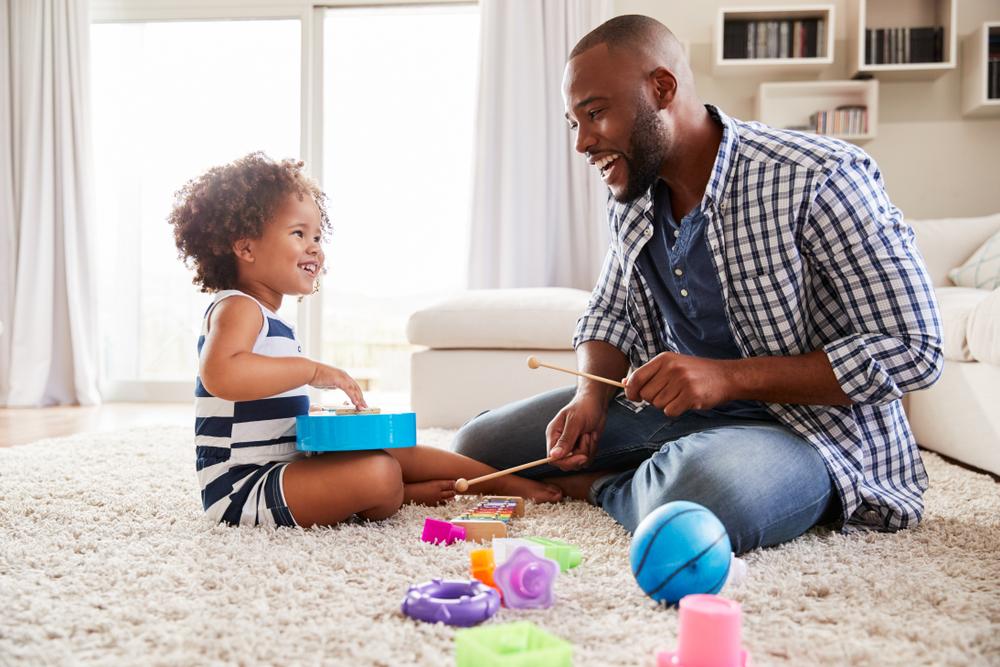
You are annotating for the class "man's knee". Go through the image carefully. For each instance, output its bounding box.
[450,412,491,457]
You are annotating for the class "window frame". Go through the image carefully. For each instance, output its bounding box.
[90,0,474,402]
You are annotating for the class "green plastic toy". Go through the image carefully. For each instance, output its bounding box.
[493,538,581,573]
[455,621,573,667]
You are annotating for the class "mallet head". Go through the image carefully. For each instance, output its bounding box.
[526,355,541,369]
[455,478,469,493]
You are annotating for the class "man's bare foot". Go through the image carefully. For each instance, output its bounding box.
[541,470,610,503]
[470,474,564,503]
[404,480,457,506]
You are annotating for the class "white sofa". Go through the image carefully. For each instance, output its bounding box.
[905,212,1000,476]
[407,216,1000,477]
[406,288,591,428]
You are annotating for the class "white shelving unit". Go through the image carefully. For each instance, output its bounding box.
[755,80,879,144]
[961,22,1000,118]
[713,5,834,76]
[847,0,957,80]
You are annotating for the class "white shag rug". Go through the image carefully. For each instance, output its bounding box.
[1,426,999,667]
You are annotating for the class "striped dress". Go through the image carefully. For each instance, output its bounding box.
[194,290,310,527]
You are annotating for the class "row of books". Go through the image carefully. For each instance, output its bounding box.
[864,27,944,65]
[723,19,827,60]
[809,106,868,137]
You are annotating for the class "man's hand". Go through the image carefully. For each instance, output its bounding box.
[624,349,854,415]
[624,352,734,417]
[546,393,608,471]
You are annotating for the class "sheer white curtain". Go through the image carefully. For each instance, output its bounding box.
[0,0,100,407]
[468,0,612,290]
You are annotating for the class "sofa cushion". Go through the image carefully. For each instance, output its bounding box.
[968,287,1000,365]
[948,228,1000,290]
[937,287,990,362]
[907,212,1000,287]
[406,287,591,349]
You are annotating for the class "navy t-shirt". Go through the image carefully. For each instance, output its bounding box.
[635,179,773,421]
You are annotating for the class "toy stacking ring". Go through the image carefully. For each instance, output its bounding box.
[401,578,501,627]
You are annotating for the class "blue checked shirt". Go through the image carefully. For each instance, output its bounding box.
[574,106,943,533]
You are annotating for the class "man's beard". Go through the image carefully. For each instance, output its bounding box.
[612,98,668,203]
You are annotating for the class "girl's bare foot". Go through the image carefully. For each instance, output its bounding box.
[404,480,457,506]
[470,473,564,503]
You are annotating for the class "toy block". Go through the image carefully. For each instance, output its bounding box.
[455,621,573,667]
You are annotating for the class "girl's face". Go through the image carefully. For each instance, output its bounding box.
[236,193,325,308]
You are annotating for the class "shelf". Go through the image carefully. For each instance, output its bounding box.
[962,22,1000,118]
[713,5,834,77]
[847,0,957,80]
[755,80,879,144]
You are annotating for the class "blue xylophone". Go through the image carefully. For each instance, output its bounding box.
[296,410,417,452]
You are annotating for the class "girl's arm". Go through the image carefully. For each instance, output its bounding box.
[199,296,366,406]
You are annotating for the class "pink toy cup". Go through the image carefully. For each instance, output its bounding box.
[658,594,750,667]
[421,518,466,545]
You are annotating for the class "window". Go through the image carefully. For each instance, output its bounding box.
[321,6,479,408]
[91,19,301,398]
[90,5,479,407]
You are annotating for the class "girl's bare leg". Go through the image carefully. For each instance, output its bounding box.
[282,449,404,527]
[388,445,563,504]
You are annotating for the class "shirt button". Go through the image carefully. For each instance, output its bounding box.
[680,289,689,297]
[674,230,679,237]
[674,269,683,276]
[644,227,652,237]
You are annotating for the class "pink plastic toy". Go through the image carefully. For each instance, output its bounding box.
[491,546,559,610]
[658,594,751,667]
[422,518,466,545]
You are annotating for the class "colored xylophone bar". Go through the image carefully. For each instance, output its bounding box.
[451,496,525,543]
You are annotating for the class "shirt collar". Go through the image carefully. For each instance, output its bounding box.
[703,105,739,213]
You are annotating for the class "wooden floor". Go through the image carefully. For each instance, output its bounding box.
[0,403,193,448]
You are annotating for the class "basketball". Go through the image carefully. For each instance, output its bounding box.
[629,501,732,605]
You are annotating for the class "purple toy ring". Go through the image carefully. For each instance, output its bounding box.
[401,578,501,627]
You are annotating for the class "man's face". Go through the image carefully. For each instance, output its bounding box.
[563,44,668,203]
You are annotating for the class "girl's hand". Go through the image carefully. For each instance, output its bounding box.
[310,362,368,409]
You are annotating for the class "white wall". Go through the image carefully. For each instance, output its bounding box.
[615,0,1000,220]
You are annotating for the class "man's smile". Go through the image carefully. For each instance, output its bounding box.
[591,153,622,183]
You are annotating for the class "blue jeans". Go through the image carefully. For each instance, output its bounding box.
[451,386,839,554]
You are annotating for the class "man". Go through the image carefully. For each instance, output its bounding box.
[451,15,942,553]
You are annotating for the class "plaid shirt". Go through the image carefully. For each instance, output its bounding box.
[574,106,943,532]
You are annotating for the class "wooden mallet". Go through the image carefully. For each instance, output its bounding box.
[455,455,557,493]
[526,355,626,388]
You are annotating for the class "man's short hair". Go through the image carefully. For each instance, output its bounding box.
[569,14,667,60]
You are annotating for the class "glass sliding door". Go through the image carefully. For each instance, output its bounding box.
[90,19,301,399]
[321,5,479,409]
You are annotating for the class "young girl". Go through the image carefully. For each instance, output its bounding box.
[169,152,562,528]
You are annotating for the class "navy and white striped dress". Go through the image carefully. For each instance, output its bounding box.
[195,290,309,527]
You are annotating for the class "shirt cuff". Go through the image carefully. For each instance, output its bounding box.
[824,335,902,405]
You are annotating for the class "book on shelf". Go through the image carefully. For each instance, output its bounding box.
[723,18,826,60]
[990,57,999,100]
[807,105,868,136]
[990,31,1000,100]
[864,26,943,65]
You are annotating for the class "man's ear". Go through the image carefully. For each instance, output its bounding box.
[650,67,678,109]
[233,238,255,263]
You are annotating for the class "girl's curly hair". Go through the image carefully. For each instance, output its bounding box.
[168,151,331,293]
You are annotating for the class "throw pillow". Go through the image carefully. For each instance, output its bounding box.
[948,229,1000,289]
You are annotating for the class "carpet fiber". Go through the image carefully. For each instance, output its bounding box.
[1,426,998,666]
